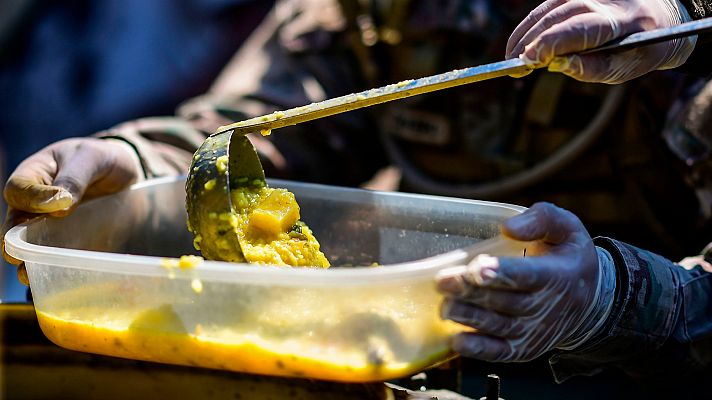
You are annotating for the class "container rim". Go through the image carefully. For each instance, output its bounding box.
[4,176,526,287]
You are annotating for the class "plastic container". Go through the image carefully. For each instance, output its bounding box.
[4,177,527,382]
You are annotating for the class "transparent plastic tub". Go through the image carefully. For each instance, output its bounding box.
[4,176,527,382]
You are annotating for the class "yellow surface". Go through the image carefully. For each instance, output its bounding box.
[249,190,300,236]
[161,255,204,270]
[35,302,458,382]
[32,279,463,382]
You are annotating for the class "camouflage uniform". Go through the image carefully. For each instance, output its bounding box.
[96,0,712,384]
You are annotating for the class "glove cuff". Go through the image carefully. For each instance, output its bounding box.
[658,0,697,70]
[556,247,617,351]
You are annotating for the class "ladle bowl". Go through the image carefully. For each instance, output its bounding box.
[185,131,265,261]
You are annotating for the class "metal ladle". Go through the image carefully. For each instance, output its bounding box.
[185,132,264,261]
[186,18,712,261]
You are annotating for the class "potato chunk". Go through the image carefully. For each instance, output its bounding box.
[249,189,300,235]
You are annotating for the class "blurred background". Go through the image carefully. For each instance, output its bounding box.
[0,0,273,300]
[1,1,709,399]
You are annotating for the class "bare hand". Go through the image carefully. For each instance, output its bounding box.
[2,137,143,284]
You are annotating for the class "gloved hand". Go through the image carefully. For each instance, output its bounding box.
[2,137,143,284]
[506,0,696,83]
[436,202,616,362]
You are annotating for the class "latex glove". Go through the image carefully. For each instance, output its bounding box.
[436,202,616,362]
[506,0,696,83]
[2,137,143,284]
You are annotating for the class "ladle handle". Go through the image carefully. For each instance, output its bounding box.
[215,17,712,136]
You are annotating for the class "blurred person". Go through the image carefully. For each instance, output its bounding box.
[0,0,272,299]
[2,0,712,394]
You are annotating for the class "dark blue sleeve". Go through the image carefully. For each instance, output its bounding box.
[549,237,712,383]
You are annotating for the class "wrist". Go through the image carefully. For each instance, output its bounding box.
[102,138,146,183]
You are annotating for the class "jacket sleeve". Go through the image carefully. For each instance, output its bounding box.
[678,0,712,75]
[95,117,207,179]
[549,237,712,383]
[101,0,387,186]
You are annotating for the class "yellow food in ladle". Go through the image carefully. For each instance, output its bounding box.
[197,181,329,268]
